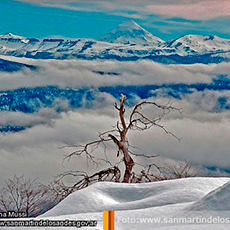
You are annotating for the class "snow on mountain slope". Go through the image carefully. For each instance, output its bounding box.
[100,20,164,45]
[166,35,230,55]
[0,33,29,44]
[0,33,39,55]
[0,22,230,63]
[0,57,36,72]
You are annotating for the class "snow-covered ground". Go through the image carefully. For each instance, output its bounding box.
[1,177,230,229]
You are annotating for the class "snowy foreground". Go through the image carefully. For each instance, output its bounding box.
[2,177,230,229]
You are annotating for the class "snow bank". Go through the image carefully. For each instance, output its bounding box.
[188,180,230,211]
[43,177,230,217]
[1,177,230,230]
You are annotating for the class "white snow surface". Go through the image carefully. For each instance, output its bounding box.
[0,33,29,43]
[43,177,230,217]
[2,177,230,230]
[167,35,230,55]
[100,20,164,45]
[188,180,230,211]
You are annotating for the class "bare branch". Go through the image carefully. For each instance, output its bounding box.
[0,175,57,217]
[59,94,184,187]
[128,149,159,159]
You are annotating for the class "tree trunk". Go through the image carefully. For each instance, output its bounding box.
[123,156,134,183]
[121,143,134,183]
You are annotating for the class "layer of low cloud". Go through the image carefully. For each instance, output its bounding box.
[1,92,230,187]
[1,56,230,91]
[0,58,230,187]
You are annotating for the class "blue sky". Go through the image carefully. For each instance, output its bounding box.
[0,0,230,41]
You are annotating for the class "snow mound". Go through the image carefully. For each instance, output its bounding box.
[43,177,230,217]
[100,20,164,45]
[188,180,230,211]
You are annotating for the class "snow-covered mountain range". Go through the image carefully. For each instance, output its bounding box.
[0,21,230,64]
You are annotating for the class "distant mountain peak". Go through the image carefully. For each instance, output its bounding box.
[100,20,164,45]
[117,20,142,30]
[166,34,230,55]
[0,33,29,43]
[175,34,230,43]
[3,32,14,36]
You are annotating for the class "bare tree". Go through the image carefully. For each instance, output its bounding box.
[54,95,192,198]
[51,166,121,200]
[0,175,57,217]
[131,160,196,182]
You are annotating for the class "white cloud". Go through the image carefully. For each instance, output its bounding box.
[147,0,230,21]
[0,57,226,91]
[15,0,230,20]
[0,92,230,187]
[0,58,230,187]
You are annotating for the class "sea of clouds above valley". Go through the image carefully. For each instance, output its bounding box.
[0,57,230,186]
[0,56,223,90]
